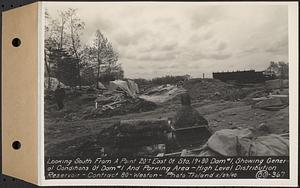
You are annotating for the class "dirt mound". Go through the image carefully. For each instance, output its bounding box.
[139,84,187,104]
[184,78,258,101]
[252,97,288,111]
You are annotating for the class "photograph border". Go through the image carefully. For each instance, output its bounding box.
[39,1,298,186]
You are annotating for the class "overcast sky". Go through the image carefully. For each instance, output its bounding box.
[44,2,288,79]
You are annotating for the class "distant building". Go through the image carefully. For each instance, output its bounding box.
[212,70,274,83]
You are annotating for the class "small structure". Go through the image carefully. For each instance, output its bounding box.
[212,70,274,83]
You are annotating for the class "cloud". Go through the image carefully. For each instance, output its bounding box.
[122,53,137,60]
[138,51,177,61]
[265,34,288,54]
[208,53,232,60]
[138,44,157,53]
[202,31,214,40]
[216,42,227,51]
[236,47,260,57]
[190,51,232,61]
[45,3,289,79]
[189,31,214,44]
[180,38,230,61]
[138,41,178,53]
[159,42,178,51]
[90,18,113,32]
[189,6,224,29]
[153,17,174,24]
[115,30,146,46]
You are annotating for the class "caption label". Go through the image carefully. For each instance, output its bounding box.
[45,157,289,179]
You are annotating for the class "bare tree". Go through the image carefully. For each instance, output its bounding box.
[105,42,119,74]
[45,9,122,89]
[65,8,85,87]
[88,29,120,87]
[95,30,108,88]
[89,30,108,88]
[58,11,68,49]
[44,8,85,88]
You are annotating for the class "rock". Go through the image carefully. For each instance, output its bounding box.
[181,149,189,156]
[258,123,270,133]
[253,97,287,110]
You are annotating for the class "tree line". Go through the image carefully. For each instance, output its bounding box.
[44,8,123,89]
[265,61,289,79]
[134,61,289,90]
[133,75,190,91]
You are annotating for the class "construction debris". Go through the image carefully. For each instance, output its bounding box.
[139,84,187,104]
[77,79,158,119]
[179,128,289,157]
[108,79,139,98]
[45,77,290,158]
[96,81,106,90]
[84,97,157,119]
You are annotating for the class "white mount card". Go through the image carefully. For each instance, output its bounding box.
[1,1,298,187]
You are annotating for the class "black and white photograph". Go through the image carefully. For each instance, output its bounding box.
[42,2,294,182]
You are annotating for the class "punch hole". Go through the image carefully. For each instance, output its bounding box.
[12,38,21,47]
[12,141,21,150]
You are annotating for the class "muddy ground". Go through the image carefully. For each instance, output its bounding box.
[44,80,289,158]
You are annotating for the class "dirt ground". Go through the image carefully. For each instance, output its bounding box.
[45,95,289,158]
